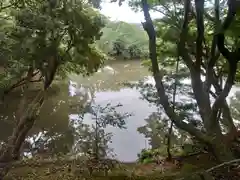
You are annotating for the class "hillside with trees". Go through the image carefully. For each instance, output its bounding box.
[96,20,149,60]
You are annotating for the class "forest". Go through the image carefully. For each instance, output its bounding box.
[96,20,149,59]
[1,0,240,180]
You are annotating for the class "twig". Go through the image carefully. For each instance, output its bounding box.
[176,158,240,180]
[205,158,240,172]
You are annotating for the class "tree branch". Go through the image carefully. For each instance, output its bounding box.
[210,74,237,133]
[179,0,212,128]
[141,0,210,143]
[205,0,220,93]
[3,70,41,96]
[211,0,238,121]
[178,0,195,69]
[149,6,180,28]
[177,158,240,180]
[206,158,240,172]
[194,0,205,71]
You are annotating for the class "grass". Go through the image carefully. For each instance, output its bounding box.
[4,153,220,180]
[4,159,212,180]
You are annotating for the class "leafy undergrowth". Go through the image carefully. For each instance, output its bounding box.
[4,155,218,180]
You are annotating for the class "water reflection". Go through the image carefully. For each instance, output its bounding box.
[78,88,156,162]
[68,61,156,161]
[0,60,156,162]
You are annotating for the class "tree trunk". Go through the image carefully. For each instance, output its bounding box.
[210,137,235,162]
[0,67,45,179]
[0,91,44,179]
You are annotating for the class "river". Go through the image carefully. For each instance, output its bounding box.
[0,60,156,162]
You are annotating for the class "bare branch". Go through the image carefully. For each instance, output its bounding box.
[206,158,240,172]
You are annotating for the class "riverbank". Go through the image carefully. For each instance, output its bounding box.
[6,149,240,180]
[4,160,194,180]
[5,153,219,180]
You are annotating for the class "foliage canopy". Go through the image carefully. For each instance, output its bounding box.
[97,20,149,59]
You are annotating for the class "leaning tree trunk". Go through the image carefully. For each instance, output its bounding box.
[0,53,58,179]
[0,68,45,179]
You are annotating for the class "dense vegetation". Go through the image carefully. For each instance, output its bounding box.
[1,0,240,180]
[97,20,149,60]
[0,0,106,178]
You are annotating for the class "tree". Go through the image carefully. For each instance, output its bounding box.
[137,108,192,155]
[71,102,132,160]
[128,51,198,158]
[140,0,240,163]
[112,38,126,56]
[72,123,114,159]
[96,21,149,59]
[0,0,106,177]
[115,0,240,166]
[128,44,141,59]
[137,112,168,150]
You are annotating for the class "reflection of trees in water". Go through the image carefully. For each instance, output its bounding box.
[13,94,131,158]
[70,102,132,159]
[134,78,194,154]
[69,80,124,99]
[20,128,75,159]
[0,65,145,159]
[71,122,114,159]
[0,82,74,145]
[90,80,125,92]
[137,110,189,155]
[137,112,168,149]
[69,61,150,93]
[0,77,132,158]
